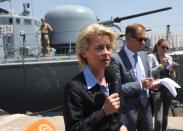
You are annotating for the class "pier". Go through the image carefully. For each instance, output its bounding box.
[0,108,183,131]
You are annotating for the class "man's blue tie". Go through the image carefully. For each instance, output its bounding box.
[134,53,148,106]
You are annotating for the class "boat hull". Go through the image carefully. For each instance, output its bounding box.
[0,60,80,113]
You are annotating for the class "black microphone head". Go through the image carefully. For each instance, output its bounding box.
[104,65,117,83]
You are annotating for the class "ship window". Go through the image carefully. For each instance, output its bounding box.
[35,20,40,27]
[24,19,31,25]
[16,19,20,24]
[9,18,13,24]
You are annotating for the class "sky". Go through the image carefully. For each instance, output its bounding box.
[1,0,183,36]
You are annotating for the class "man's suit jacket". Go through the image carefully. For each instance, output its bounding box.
[63,72,121,131]
[111,47,153,131]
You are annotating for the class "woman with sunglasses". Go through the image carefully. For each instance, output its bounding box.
[148,38,176,131]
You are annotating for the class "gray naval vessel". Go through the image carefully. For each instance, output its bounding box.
[0,0,182,114]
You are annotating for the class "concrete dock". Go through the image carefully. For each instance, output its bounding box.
[0,112,183,131]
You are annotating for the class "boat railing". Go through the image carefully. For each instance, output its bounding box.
[0,30,79,64]
[1,28,182,65]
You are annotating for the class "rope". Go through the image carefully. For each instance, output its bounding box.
[26,105,63,116]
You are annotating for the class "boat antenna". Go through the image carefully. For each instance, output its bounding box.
[30,0,34,16]
[9,0,12,12]
[166,25,175,50]
[166,25,177,68]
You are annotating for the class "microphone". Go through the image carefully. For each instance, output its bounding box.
[104,65,118,95]
[105,65,126,114]
[105,65,121,131]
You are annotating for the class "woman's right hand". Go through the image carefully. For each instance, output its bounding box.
[102,93,120,115]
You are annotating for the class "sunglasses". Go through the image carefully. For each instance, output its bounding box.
[160,45,169,50]
[129,35,148,43]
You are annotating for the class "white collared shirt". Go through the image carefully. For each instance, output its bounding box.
[124,46,149,96]
[124,46,146,79]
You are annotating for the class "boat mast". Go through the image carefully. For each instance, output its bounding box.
[166,24,170,41]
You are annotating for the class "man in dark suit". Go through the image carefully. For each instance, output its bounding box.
[111,23,156,131]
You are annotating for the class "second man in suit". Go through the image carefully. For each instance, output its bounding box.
[111,23,156,131]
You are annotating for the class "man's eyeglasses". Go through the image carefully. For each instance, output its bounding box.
[160,45,169,50]
[129,35,148,43]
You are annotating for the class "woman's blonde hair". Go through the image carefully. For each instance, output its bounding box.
[76,23,117,69]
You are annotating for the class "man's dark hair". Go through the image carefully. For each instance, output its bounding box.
[125,23,145,37]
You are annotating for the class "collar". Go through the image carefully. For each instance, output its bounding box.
[124,46,138,58]
[83,65,99,90]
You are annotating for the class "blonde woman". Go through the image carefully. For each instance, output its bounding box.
[63,23,127,131]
